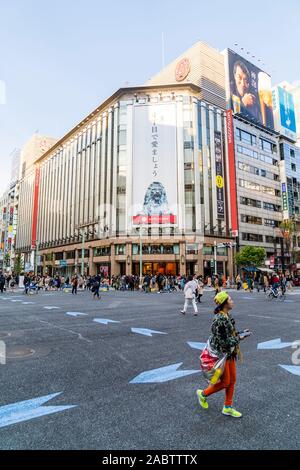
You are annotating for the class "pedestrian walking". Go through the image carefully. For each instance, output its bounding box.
[0,272,5,293]
[263,274,269,293]
[236,274,241,291]
[196,291,251,418]
[214,275,221,295]
[71,276,78,295]
[181,275,198,316]
[92,280,101,300]
[196,276,204,303]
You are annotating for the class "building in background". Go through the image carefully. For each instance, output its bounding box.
[4,41,300,278]
[10,148,21,187]
[0,187,16,272]
[0,148,22,272]
[273,83,300,271]
[283,81,300,146]
[14,42,236,278]
[14,134,57,271]
[223,49,283,263]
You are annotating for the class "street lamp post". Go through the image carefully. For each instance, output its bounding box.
[214,240,217,276]
[140,229,142,282]
[34,241,39,277]
[81,229,85,277]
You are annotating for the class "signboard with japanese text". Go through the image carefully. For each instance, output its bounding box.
[132,103,178,226]
[214,131,225,220]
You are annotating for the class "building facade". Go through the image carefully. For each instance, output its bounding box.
[233,116,282,258]
[12,40,300,278]
[0,186,17,272]
[278,140,300,268]
[24,85,235,278]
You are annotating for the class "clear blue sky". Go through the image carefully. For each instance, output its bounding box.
[1,0,300,193]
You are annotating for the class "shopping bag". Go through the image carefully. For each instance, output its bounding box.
[200,340,227,385]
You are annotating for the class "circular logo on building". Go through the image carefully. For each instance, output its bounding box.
[175,58,190,82]
[216,175,224,189]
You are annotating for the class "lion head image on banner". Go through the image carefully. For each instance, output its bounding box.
[142,181,171,216]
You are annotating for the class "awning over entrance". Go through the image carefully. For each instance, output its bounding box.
[242,266,259,273]
[257,267,276,274]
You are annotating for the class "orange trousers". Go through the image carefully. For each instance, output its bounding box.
[204,358,236,407]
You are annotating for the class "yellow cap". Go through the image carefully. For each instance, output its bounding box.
[214,291,229,305]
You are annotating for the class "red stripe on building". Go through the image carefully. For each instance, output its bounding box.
[31,166,40,249]
[226,109,238,235]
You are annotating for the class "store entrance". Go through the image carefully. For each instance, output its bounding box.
[133,262,178,276]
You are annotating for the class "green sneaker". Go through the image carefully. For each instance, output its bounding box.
[222,406,242,418]
[196,389,208,409]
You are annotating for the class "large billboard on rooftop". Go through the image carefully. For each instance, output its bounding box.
[225,49,274,130]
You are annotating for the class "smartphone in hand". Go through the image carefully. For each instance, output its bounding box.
[239,329,252,339]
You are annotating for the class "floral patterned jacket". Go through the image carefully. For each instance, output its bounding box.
[209,312,240,358]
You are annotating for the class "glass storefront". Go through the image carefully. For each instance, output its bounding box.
[133,262,178,276]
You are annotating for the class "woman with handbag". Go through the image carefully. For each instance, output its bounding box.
[197,291,251,418]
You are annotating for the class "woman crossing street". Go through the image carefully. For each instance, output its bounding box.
[196,291,251,418]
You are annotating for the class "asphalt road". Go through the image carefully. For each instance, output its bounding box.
[0,287,299,450]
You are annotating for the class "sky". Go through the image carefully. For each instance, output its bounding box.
[1,0,300,194]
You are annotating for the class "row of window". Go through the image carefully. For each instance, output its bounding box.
[235,128,277,154]
[242,233,281,243]
[95,245,127,256]
[240,197,281,212]
[238,162,279,181]
[240,214,279,227]
[239,179,281,197]
[237,145,277,166]
[132,245,180,255]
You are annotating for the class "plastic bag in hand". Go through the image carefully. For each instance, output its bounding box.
[199,340,227,385]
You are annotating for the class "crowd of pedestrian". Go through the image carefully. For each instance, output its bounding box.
[0,270,298,297]
[0,272,18,293]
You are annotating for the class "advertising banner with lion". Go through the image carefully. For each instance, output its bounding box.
[132,103,178,226]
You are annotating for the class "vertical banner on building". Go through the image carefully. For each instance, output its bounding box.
[279,161,290,220]
[214,131,225,220]
[272,86,297,141]
[132,103,177,225]
[226,109,238,236]
[31,166,40,249]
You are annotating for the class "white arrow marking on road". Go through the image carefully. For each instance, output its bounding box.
[0,392,77,429]
[93,318,120,325]
[131,328,167,337]
[65,312,88,317]
[44,306,60,310]
[279,365,300,376]
[130,362,201,384]
[187,342,207,350]
[257,338,293,350]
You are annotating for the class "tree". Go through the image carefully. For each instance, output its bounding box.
[4,253,10,268]
[279,219,295,263]
[235,246,266,268]
[14,254,24,274]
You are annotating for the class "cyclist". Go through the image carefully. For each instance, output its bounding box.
[280,274,287,295]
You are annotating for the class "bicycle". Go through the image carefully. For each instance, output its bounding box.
[266,287,286,302]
